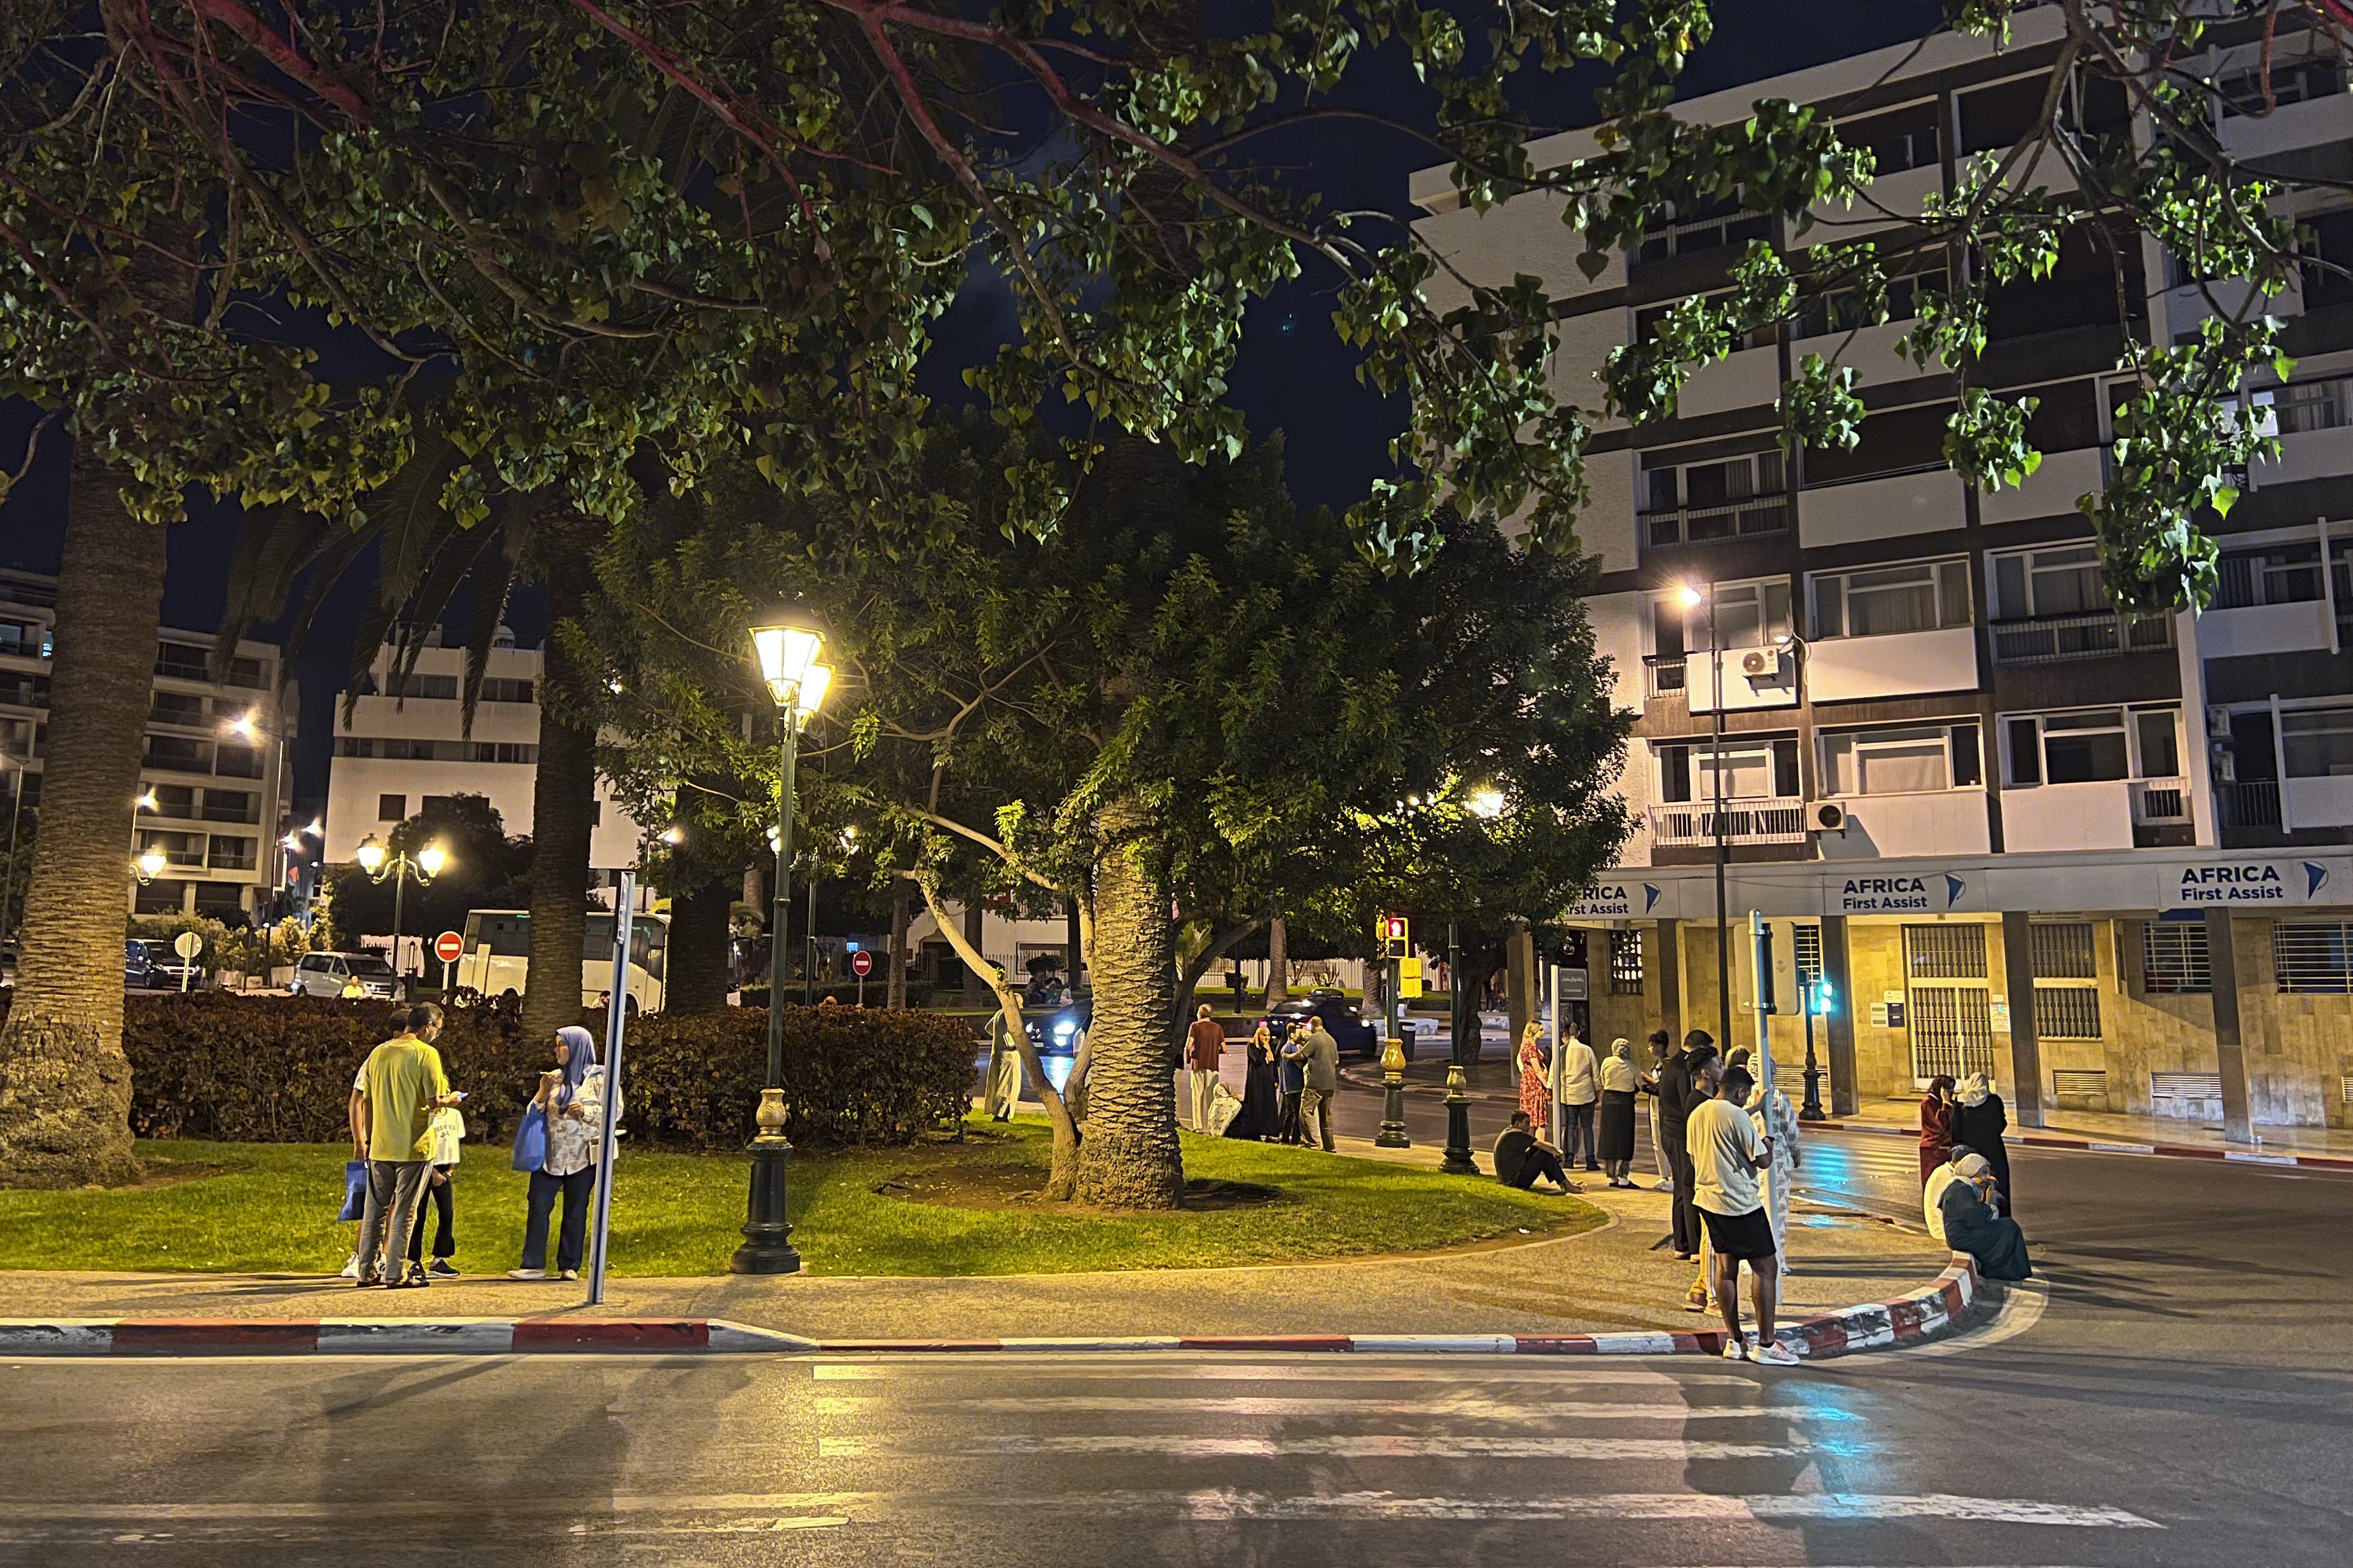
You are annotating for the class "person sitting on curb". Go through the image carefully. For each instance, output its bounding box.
[1936,1149,2034,1282]
[1492,1111,1581,1193]
[1924,1144,1976,1245]
[1690,1060,1799,1365]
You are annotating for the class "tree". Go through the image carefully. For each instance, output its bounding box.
[319,794,531,951]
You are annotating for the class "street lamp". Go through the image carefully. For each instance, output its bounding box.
[734,608,831,1275]
[1677,579,1733,1054]
[354,835,446,996]
[133,847,167,884]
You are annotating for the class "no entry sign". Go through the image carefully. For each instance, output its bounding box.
[433,930,464,965]
[849,950,874,977]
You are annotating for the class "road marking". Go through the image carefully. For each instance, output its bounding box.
[821,1395,1839,1419]
[1904,1279,2049,1359]
[809,1362,1745,1385]
[819,1435,1810,1459]
[1158,1491,2158,1526]
[0,1495,882,1522]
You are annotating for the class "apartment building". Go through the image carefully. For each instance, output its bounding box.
[1413,6,2353,1132]
[0,569,297,922]
[321,628,645,884]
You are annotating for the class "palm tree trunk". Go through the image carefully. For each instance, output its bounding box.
[1265,916,1289,1003]
[0,466,166,1186]
[521,541,597,1043]
[886,892,909,1009]
[1073,792,1183,1209]
[664,876,732,1015]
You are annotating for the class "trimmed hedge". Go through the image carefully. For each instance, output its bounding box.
[0,992,979,1150]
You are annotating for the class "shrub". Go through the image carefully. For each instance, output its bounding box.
[0,992,979,1150]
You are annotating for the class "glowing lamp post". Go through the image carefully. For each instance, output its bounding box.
[354,835,446,997]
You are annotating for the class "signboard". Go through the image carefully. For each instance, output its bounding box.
[1834,870,1976,916]
[172,931,203,959]
[433,931,465,964]
[1557,967,1589,1001]
[849,950,874,977]
[1400,975,1424,998]
[1558,880,1667,920]
[1399,956,1422,980]
[2160,857,2338,908]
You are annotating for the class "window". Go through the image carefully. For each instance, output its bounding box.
[1796,267,1943,341]
[2217,53,2345,116]
[144,735,209,772]
[206,835,257,871]
[148,691,207,726]
[1635,294,1777,352]
[1801,401,1956,487]
[1794,924,1823,991]
[1906,923,1987,980]
[0,618,50,659]
[480,677,536,704]
[2004,707,2180,786]
[1657,737,1801,801]
[2214,541,2325,609]
[381,672,461,701]
[2280,707,2353,777]
[422,795,454,817]
[1609,930,1645,996]
[2142,920,2211,994]
[2035,987,2102,1039]
[2274,922,2353,992]
[1812,559,1972,638]
[1837,101,1940,176]
[1639,451,1787,547]
[590,800,604,827]
[136,829,206,868]
[223,656,267,690]
[378,794,408,822]
[468,742,538,763]
[1655,577,1791,657]
[1635,196,1772,263]
[1820,725,1981,796]
[213,744,263,779]
[153,642,209,680]
[2300,210,2353,310]
[145,784,196,819]
[193,882,246,914]
[1959,73,2054,156]
[1992,543,2109,620]
[199,789,255,824]
[2030,922,2097,979]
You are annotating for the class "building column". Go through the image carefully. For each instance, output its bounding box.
[1654,919,1682,1046]
[1822,914,1859,1118]
[1998,911,2047,1129]
[2207,910,2256,1144]
[1505,924,1537,1049]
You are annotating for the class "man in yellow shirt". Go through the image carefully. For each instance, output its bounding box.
[354,1003,461,1288]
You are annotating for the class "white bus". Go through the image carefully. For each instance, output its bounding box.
[456,908,670,1013]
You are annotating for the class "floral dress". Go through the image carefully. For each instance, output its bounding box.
[1517,1037,1551,1130]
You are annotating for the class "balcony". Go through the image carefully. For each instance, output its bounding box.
[1677,346,1783,420]
[2001,781,2137,853]
[1648,797,1808,848]
[1798,468,1967,548]
[1817,789,1992,859]
[1644,655,1687,700]
[1642,496,1789,551]
[2218,779,2282,830]
[2221,89,2353,163]
[1990,610,2174,666]
[2130,777,2192,826]
[2196,597,2335,660]
[1806,626,1981,703]
[1796,163,1945,248]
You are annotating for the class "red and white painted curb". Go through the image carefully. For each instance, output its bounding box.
[1799,1117,2353,1172]
[0,1257,1986,1361]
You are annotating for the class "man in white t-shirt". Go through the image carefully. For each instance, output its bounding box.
[1554,1032,1600,1171]
[1689,1061,1798,1365]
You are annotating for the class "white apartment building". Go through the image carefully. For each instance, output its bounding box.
[0,568,297,922]
[1414,7,2353,1134]
[323,628,645,884]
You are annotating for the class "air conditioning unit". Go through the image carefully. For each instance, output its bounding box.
[1740,648,1775,677]
[1815,803,1847,831]
[2207,705,2232,739]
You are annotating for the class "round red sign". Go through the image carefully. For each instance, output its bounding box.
[849,950,874,977]
[433,930,465,964]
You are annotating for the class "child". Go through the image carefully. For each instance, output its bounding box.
[407,1098,466,1277]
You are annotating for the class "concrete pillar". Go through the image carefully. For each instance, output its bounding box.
[1999,911,2048,1129]
[1654,919,1682,1046]
[1822,914,1859,1117]
[1505,924,1537,1048]
[2207,910,2256,1144]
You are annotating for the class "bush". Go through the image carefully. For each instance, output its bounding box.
[0,992,979,1151]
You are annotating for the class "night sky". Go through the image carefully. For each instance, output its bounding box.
[0,1,1940,819]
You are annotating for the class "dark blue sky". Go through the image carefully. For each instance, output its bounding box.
[0,1,1938,816]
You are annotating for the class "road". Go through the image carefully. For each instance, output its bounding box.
[6,1094,2350,1564]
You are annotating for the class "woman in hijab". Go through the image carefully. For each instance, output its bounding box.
[1946,1071,2011,1212]
[1516,1021,1551,1135]
[1596,1038,1640,1186]
[1227,1022,1282,1142]
[1918,1074,1957,1188]
[1936,1150,2033,1281]
[508,1025,617,1282]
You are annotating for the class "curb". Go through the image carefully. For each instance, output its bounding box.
[1798,1117,2353,1171]
[0,1258,1985,1362]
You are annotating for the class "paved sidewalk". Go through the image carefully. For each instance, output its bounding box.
[1819,1096,2353,1164]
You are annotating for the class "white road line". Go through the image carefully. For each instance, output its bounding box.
[0,1495,882,1522]
[1905,1279,2050,1359]
[1159,1491,2158,1526]
[820,1395,1838,1419]
[810,1363,1746,1385]
[819,1436,1810,1459]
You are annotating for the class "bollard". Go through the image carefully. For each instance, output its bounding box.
[1376,1037,1410,1148]
[1440,1062,1478,1175]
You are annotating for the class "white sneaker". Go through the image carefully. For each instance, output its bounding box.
[1752,1340,1801,1366]
[1721,1336,1747,1361]
[339,1254,361,1280]
[559,1268,580,1282]
[506,1268,548,1280]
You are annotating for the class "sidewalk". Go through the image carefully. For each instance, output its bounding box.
[1819,1097,2353,1167]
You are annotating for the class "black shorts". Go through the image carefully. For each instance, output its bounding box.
[1700,1206,1777,1262]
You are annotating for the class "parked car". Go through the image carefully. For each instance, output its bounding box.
[288,950,402,1000]
[125,938,202,991]
[1262,986,1388,1062]
[1024,996,1091,1057]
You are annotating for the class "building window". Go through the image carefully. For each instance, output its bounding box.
[2035,987,2102,1039]
[378,794,407,822]
[1652,576,1792,661]
[1992,543,2109,620]
[1635,293,1777,352]
[1905,922,1986,980]
[590,800,604,827]
[422,795,454,817]
[2142,920,2211,994]
[1797,266,1942,340]
[1793,923,1824,992]
[199,789,256,824]
[207,835,257,871]
[146,784,197,819]
[223,655,267,690]
[134,880,186,914]
[1638,452,1789,548]
[148,691,207,726]
[213,744,263,779]
[153,642,209,681]
[1836,99,1940,174]
[2029,922,2097,980]
[2217,52,2345,116]
[1609,930,1645,995]
[1820,723,1981,796]
[137,829,206,869]
[2213,541,2326,609]
[1810,559,1972,639]
[144,735,209,772]
[2279,707,2353,778]
[381,672,461,701]
[480,677,536,704]
[1635,196,1771,263]
[2274,922,2353,992]
[193,881,246,914]
[1656,737,1801,802]
[2002,707,2181,786]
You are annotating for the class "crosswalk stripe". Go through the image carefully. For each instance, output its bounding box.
[823,1395,1841,1420]
[819,1436,1810,1459]
[1161,1492,2158,1526]
[811,1363,1750,1385]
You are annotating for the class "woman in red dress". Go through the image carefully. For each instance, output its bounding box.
[1918,1074,1956,1186]
[1516,1022,1551,1133]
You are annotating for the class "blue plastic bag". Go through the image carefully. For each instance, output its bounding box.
[335,1159,367,1222]
[511,1104,547,1173]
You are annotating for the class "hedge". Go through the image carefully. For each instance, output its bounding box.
[0,992,980,1151]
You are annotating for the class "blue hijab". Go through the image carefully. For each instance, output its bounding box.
[553,1025,599,1111]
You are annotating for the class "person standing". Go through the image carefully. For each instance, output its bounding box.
[1556,1029,1600,1172]
[1285,1018,1339,1151]
[1184,1003,1225,1133]
[1229,1022,1281,1141]
[1596,1038,1640,1187]
[1638,1030,1673,1191]
[508,1024,616,1282]
[353,1003,459,1289]
[1275,1025,1306,1145]
[1689,1061,1798,1364]
[1747,1057,1802,1278]
[1656,1030,1708,1262]
[406,1097,465,1277]
[1946,1071,2011,1212]
[1515,1022,1550,1134]
[982,997,1026,1122]
[1918,1074,1957,1187]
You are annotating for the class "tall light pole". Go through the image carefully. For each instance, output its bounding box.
[734,610,830,1275]
[1679,581,1731,1051]
[354,835,447,996]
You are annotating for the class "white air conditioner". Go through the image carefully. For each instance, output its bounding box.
[1740,648,1775,677]
[1814,803,1847,831]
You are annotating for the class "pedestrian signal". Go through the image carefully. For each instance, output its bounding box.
[1381,913,1409,959]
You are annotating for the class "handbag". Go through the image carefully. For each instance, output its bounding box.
[510,1102,548,1173]
[335,1159,368,1222]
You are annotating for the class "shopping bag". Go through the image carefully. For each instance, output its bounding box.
[1206,1082,1244,1137]
[511,1103,548,1173]
[335,1159,367,1222]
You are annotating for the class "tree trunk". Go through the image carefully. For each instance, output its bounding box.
[886,893,909,1009]
[1175,919,1260,1029]
[1265,915,1289,1003]
[664,877,732,1015]
[960,898,991,1005]
[0,468,166,1186]
[1074,793,1183,1209]
[521,538,599,1043]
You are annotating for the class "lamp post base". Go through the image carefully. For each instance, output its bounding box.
[1440,1064,1478,1175]
[730,1130,802,1275]
[1376,1044,1411,1149]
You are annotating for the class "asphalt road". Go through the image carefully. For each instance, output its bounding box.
[6,1099,2350,1564]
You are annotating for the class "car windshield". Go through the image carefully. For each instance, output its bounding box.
[342,955,396,976]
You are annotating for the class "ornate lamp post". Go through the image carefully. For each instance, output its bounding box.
[354,835,447,996]
[732,609,831,1275]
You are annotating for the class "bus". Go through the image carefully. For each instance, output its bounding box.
[456,908,670,1013]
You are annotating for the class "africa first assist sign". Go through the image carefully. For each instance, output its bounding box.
[2162,857,2335,908]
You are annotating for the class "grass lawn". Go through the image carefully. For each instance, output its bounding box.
[0,1117,1598,1278]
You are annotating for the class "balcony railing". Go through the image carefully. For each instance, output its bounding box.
[1648,797,1810,848]
[1642,496,1790,550]
[2218,778,2282,829]
[2130,776,2192,826]
[1990,610,2175,665]
[1644,655,1687,698]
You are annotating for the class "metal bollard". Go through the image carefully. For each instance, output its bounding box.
[1440,1062,1478,1175]
[1376,1037,1410,1149]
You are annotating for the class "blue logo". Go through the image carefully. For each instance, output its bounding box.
[2306,861,2331,899]
[1642,884,1663,914]
[1944,874,1966,909]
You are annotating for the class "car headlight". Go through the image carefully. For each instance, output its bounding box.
[1052,1022,1075,1042]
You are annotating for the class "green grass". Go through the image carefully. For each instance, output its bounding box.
[0,1118,1598,1278]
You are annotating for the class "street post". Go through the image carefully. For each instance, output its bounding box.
[586,870,635,1305]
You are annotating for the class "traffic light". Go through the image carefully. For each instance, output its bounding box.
[1381,913,1409,959]
[1810,976,1837,1015]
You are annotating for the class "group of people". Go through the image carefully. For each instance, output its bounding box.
[342,1004,620,1288]
[1510,1023,1647,1187]
[1918,1071,2034,1282]
[1190,1007,1341,1149]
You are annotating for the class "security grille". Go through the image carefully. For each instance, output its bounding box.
[1904,922,1987,980]
[2030,922,2097,979]
[2342,1074,2353,1105]
[1609,929,1645,996]
[1906,985,1997,1082]
[2052,1069,2108,1098]
[1794,923,1823,989]
[2151,1071,2224,1120]
[2273,922,2353,992]
[2142,921,2212,994]
[2034,985,2102,1039]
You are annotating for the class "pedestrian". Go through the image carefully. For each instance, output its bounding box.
[1515,1021,1550,1133]
[1656,1030,1708,1262]
[1936,1149,2033,1281]
[405,1095,465,1277]
[1284,1016,1339,1151]
[1275,1023,1305,1144]
[1492,1110,1579,1193]
[508,1024,616,1282]
[1918,1073,1957,1187]
[1745,1054,1802,1278]
[1924,1144,1974,1244]
[1690,1060,1798,1364]
[1597,1037,1640,1186]
[1676,1039,1719,1308]
[1556,1028,1600,1172]
[1185,1003,1225,1133]
[982,994,1026,1121]
[1228,1021,1281,1141]
[353,1003,460,1290]
[1946,1071,2011,1212]
[1638,1029,1673,1190]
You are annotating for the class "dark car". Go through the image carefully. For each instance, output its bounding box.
[1024,996,1092,1057]
[1262,986,1392,1062]
[125,938,200,991]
